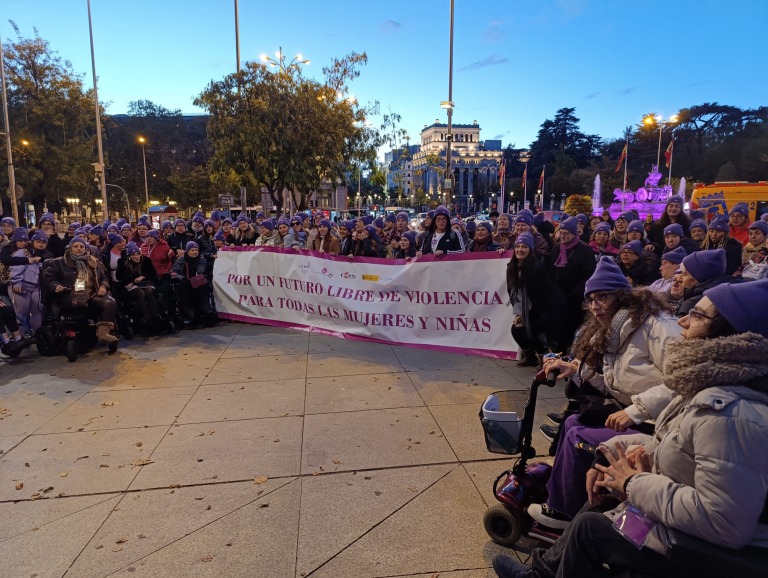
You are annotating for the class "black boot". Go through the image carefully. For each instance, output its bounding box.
[516,350,538,367]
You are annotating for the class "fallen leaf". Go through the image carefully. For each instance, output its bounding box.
[169,484,180,488]
[116,537,129,544]
[205,505,211,510]
[195,497,204,500]
[100,464,109,468]
[333,460,340,464]
[253,476,268,484]
[138,534,147,539]
[15,482,23,490]
[130,458,154,467]
[101,401,119,407]
[75,455,89,461]
[311,472,320,476]
[112,546,123,552]
[200,555,214,562]
[95,544,104,549]
[364,476,372,480]
[30,493,41,500]
[135,442,143,447]
[259,503,269,508]
[59,472,69,478]
[43,486,54,493]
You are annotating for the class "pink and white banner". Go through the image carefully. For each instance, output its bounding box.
[212,247,518,359]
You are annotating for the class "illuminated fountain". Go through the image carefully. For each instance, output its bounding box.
[592,174,602,216]
[608,165,673,219]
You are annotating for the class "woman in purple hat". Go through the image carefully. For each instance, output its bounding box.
[527,256,681,532]
[647,195,691,246]
[311,219,340,254]
[701,217,742,275]
[415,205,465,257]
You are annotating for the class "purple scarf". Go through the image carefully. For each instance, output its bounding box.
[554,236,580,268]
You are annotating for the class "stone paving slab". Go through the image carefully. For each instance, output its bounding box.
[302,407,456,474]
[128,417,303,489]
[177,379,306,424]
[0,321,559,577]
[304,372,424,414]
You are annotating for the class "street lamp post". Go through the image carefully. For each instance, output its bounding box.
[643,114,678,170]
[440,0,455,204]
[87,0,108,217]
[105,183,130,220]
[138,136,149,215]
[0,33,19,224]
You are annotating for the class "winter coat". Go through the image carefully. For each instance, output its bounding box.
[351,238,379,258]
[45,233,66,258]
[589,310,682,420]
[700,236,743,275]
[255,233,277,247]
[117,255,158,288]
[419,229,465,255]
[676,276,731,317]
[619,256,660,287]
[167,231,193,253]
[338,236,354,256]
[606,334,768,554]
[742,240,767,264]
[730,222,751,246]
[10,249,41,290]
[42,250,110,303]
[172,254,207,279]
[467,238,500,252]
[283,230,307,249]
[233,226,258,246]
[311,235,341,254]
[506,256,569,351]
[195,233,215,257]
[141,239,175,276]
[547,240,596,307]
[588,241,619,260]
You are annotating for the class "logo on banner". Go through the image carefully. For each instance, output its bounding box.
[362,274,380,282]
[340,272,357,279]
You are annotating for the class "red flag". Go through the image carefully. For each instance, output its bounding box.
[538,167,545,190]
[614,143,628,173]
[498,160,506,186]
[664,139,674,168]
[521,164,527,183]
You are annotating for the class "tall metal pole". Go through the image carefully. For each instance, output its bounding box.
[622,138,629,212]
[140,141,149,214]
[445,0,454,207]
[106,183,129,220]
[234,0,241,75]
[87,0,108,219]
[656,124,662,169]
[0,34,19,223]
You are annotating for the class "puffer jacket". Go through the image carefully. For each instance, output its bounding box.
[10,249,40,289]
[605,333,768,554]
[589,311,682,421]
[141,239,175,276]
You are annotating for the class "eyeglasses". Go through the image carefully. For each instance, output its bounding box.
[688,308,715,321]
[583,292,615,309]
[292,223,302,227]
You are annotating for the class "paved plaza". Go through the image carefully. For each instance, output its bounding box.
[0,322,564,578]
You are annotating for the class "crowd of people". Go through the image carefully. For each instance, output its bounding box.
[1,197,767,361]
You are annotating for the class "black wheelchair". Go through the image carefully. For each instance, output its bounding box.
[35,301,118,362]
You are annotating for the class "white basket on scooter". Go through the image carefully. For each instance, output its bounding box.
[480,390,525,455]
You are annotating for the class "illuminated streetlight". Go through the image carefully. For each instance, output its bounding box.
[137,136,150,214]
[259,47,310,73]
[643,113,679,169]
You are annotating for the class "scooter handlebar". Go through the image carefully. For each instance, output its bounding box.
[545,369,560,387]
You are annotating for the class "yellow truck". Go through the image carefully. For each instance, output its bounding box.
[690,181,768,221]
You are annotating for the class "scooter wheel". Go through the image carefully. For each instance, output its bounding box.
[66,340,78,363]
[483,504,522,546]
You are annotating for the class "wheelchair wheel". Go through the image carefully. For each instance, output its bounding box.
[122,325,134,340]
[107,341,118,355]
[483,504,522,546]
[35,326,58,357]
[65,339,78,363]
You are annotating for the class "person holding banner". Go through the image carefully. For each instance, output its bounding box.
[284,217,308,250]
[492,213,514,250]
[467,222,500,253]
[350,225,380,258]
[171,241,213,328]
[393,231,418,259]
[311,219,340,255]
[506,232,567,367]
[415,206,465,258]
[338,221,355,256]
[273,218,291,248]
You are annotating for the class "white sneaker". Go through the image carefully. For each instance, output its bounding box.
[528,502,571,530]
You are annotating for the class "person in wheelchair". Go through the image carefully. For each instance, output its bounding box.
[493,278,768,578]
[171,241,213,328]
[42,237,118,344]
[117,242,159,333]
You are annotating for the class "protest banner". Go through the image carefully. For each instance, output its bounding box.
[213,247,518,359]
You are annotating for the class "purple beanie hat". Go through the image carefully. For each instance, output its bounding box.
[708,217,730,233]
[30,230,48,243]
[748,221,768,236]
[559,217,579,235]
[108,233,123,246]
[125,242,141,256]
[185,241,199,252]
[397,211,410,222]
[402,230,417,246]
[515,232,535,251]
[690,219,707,233]
[704,278,768,337]
[465,221,477,232]
[627,220,645,233]
[593,222,612,234]
[661,246,687,265]
[682,249,726,283]
[360,215,374,226]
[621,240,644,256]
[385,213,397,224]
[730,202,749,217]
[147,229,160,240]
[584,256,631,295]
[12,227,29,242]
[433,205,450,220]
[664,223,685,238]
[515,213,533,226]
[477,221,494,235]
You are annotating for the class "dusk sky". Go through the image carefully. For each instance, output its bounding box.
[3,0,767,152]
